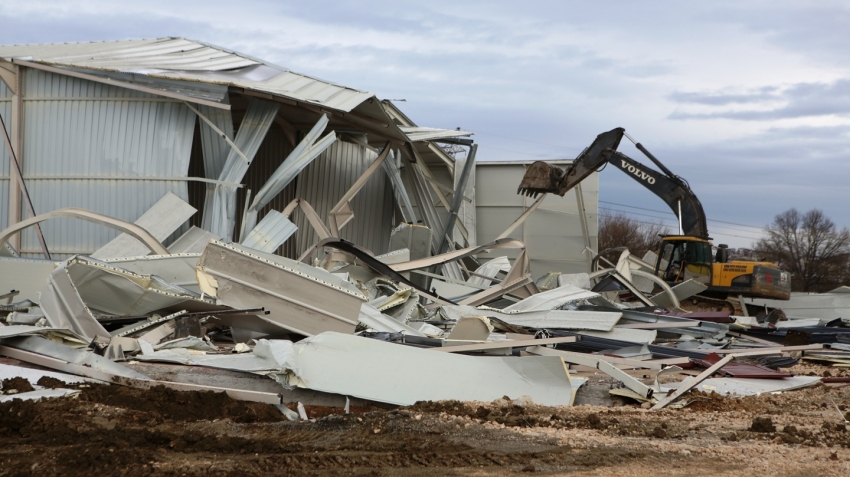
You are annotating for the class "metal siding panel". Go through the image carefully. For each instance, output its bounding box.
[293,141,391,256]
[0,80,10,230]
[18,69,195,257]
[205,98,279,240]
[474,163,598,279]
[454,155,476,247]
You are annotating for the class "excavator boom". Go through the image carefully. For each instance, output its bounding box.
[517,127,709,239]
[517,127,790,302]
[518,127,625,198]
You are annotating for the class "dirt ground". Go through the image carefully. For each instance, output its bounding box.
[1,367,850,476]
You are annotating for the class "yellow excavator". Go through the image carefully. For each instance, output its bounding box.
[517,127,791,301]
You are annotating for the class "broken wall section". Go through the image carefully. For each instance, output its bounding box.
[18,69,200,258]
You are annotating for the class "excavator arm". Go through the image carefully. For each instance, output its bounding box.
[517,127,709,239]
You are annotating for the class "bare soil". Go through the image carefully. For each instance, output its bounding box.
[1,373,849,476]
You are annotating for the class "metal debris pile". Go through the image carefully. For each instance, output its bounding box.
[2,195,849,413]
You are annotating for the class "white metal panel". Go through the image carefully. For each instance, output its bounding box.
[19,69,195,258]
[0,79,10,231]
[400,126,473,142]
[475,162,598,278]
[453,155,476,247]
[205,98,279,240]
[241,210,297,253]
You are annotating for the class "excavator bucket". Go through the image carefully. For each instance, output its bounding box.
[517,161,566,198]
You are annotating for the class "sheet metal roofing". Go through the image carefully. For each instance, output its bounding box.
[0,37,374,112]
[399,126,473,142]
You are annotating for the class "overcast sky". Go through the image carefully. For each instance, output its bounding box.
[2,0,849,247]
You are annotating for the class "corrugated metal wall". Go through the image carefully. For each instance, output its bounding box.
[19,69,195,258]
[0,80,10,232]
[294,140,394,256]
[475,162,598,278]
[235,126,298,257]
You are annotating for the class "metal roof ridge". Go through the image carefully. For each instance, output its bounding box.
[0,37,172,48]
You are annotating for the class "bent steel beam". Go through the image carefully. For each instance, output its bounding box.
[0,208,169,256]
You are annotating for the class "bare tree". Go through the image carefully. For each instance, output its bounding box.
[755,208,850,292]
[598,211,670,262]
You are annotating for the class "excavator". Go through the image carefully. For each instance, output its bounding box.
[517,127,791,301]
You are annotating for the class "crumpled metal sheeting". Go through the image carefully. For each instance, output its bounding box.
[62,256,210,317]
[357,303,425,337]
[2,335,150,380]
[101,254,203,293]
[693,352,793,379]
[439,305,621,332]
[466,256,511,288]
[39,261,110,341]
[0,325,88,345]
[367,283,426,323]
[668,376,822,397]
[279,332,574,407]
[579,304,730,340]
[196,240,366,337]
[134,339,292,374]
[90,192,197,260]
[650,279,708,308]
[502,285,603,312]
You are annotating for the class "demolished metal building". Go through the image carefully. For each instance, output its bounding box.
[0,37,596,278]
[0,40,847,446]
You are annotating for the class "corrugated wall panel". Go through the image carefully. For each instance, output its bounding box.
[294,141,394,257]
[0,80,10,231]
[18,69,195,258]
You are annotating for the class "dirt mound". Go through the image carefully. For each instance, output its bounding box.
[79,384,284,423]
[685,390,769,412]
[750,416,776,432]
[36,376,68,389]
[1,377,34,393]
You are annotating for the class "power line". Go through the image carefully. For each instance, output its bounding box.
[599,207,765,241]
[600,206,765,237]
[600,200,766,230]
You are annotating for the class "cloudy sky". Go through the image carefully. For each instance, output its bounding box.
[2,0,849,247]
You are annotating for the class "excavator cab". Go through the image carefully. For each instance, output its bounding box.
[655,237,713,285]
[654,236,791,300]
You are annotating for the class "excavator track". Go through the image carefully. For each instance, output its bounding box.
[677,294,741,314]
